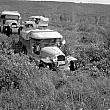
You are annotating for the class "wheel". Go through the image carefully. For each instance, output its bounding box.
[39,60,46,69]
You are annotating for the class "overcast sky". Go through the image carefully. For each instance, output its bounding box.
[21,0,110,4]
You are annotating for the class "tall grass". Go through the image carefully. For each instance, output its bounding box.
[0,22,110,110]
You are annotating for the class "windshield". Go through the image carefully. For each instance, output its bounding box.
[32,38,57,46]
[31,38,62,55]
[42,39,57,46]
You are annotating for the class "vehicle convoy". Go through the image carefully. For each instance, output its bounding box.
[0,10,22,36]
[0,11,77,70]
[16,27,77,69]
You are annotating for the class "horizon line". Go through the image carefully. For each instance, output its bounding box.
[17,0,110,5]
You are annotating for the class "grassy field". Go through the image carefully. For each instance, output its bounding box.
[0,0,110,110]
[0,23,110,110]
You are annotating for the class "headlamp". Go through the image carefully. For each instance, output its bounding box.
[52,56,57,62]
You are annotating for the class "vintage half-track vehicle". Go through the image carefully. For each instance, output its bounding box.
[0,11,22,36]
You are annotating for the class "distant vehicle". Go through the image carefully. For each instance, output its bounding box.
[28,16,49,28]
[0,10,22,36]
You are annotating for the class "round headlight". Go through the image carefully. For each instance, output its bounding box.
[52,56,57,62]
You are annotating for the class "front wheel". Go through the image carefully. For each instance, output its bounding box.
[39,60,47,69]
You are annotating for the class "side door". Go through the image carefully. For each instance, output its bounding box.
[29,38,41,62]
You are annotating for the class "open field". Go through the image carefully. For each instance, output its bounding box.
[1,0,110,24]
[0,0,110,110]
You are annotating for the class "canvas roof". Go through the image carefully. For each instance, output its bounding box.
[29,16,41,19]
[1,11,20,16]
[30,29,63,39]
[22,29,63,40]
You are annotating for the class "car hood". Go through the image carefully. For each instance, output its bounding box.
[41,46,65,58]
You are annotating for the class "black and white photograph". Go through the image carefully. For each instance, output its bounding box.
[0,0,110,110]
